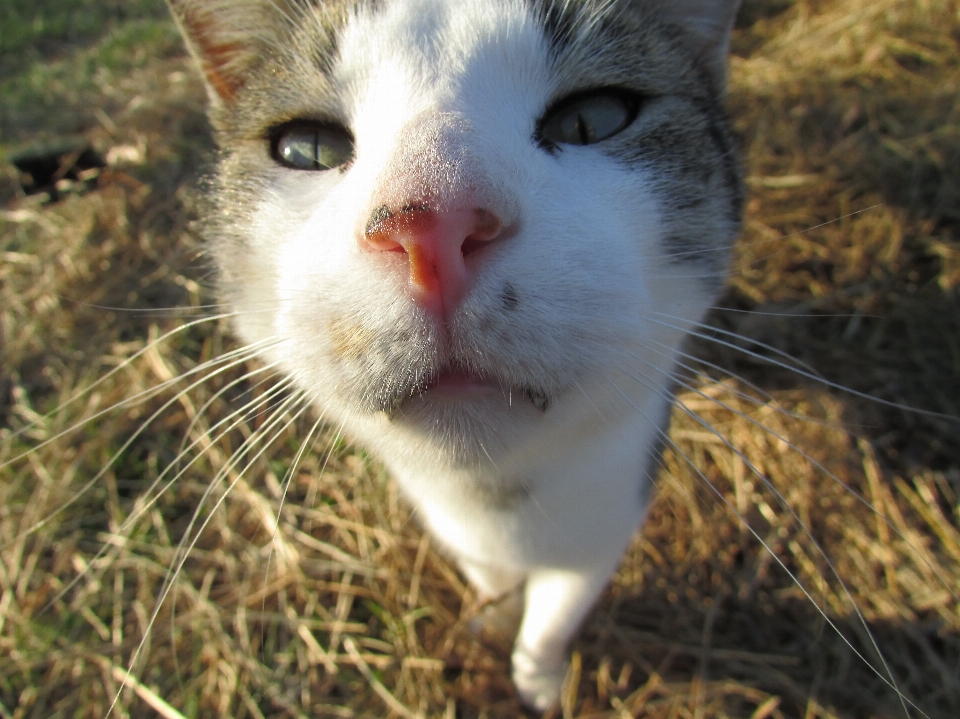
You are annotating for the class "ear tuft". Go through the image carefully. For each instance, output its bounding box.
[166,0,269,105]
[652,0,741,86]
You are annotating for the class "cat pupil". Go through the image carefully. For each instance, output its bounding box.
[539,92,637,147]
[575,114,590,144]
[272,124,353,171]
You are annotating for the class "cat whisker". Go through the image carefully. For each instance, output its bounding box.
[618,346,960,606]
[602,372,921,719]
[163,388,313,625]
[54,297,231,315]
[638,270,733,281]
[651,338,846,432]
[5,339,285,544]
[654,311,825,378]
[1,313,261,458]
[162,389,310,589]
[259,410,327,613]
[652,312,960,422]
[651,204,884,263]
[43,367,295,615]
[711,305,881,320]
[109,391,312,717]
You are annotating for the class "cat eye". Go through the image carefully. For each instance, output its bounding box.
[538,91,639,148]
[271,122,354,171]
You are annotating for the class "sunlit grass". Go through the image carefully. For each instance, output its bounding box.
[1,1,959,717]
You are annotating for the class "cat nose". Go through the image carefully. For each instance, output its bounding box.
[361,203,503,320]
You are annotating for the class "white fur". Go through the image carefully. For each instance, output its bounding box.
[217,0,725,708]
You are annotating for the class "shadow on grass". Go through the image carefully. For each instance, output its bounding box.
[578,589,960,719]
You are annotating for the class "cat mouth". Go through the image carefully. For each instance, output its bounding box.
[378,368,550,415]
[424,371,549,409]
[424,370,500,397]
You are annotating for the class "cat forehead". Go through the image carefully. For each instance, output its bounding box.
[341,0,542,65]
[335,0,549,105]
[327,0,628,53]
[317,0,727,76]
[331,0,671,79]
[202,0,575,137]
[180,0,733,139]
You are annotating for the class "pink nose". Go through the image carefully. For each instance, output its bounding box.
[361,204,503,320]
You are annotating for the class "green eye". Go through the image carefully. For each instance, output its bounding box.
[538,91,639,147]
[272,122,354,171]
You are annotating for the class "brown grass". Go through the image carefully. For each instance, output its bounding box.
[2,0,959,717]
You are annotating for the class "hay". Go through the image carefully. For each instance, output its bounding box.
[2,0,959,717]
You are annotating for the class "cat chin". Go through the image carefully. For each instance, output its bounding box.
[338,386,553,469]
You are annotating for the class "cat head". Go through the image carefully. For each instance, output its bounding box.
[168,0,743,465]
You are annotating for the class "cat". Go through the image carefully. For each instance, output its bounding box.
[164,0,743,709]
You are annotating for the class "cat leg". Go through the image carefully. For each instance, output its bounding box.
[458,557,526,640]
[511,565,613,710]
[457,556,525,601]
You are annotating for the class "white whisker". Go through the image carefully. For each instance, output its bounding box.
[652,312,960,422]
[7,339,284,543]
[602,372,921,719]
[1,323,273,467]
[615,346,960,605]
[654,204,883,262]
[45,368,294,614]
[107,391,312,719]
[652,338,851,432]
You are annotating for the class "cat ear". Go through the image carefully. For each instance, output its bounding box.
[166,0,271,106]
[653,0,741,85]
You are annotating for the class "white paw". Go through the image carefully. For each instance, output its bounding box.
[511,649,566,711]
[468,590,524,639]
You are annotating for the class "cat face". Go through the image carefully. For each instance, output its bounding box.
[171,0,742,465]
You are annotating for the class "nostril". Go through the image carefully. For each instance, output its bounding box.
[462,236,489,256]
[364,231,405,253]
[362,204,503,256]
[364,204,424,253]
[461,208,502,256]
[358,201,508,318]
[472,208,502,241]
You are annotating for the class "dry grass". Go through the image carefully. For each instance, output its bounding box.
[2,0,959,717]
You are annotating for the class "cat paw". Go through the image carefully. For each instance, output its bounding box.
[468,589,524,640]
[511,650,566,711]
